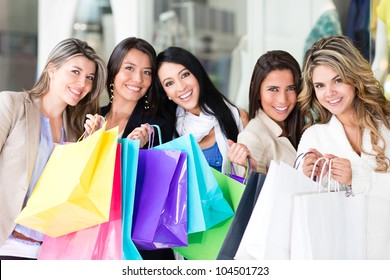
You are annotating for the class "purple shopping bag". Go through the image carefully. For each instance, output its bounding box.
[227,159,251,185]
[132,149,187,250]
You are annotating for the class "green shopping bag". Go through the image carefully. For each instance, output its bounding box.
[174,168,245,260]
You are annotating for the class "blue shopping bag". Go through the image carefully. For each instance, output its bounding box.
[120,138,142,260]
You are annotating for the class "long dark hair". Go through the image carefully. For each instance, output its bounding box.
[106,37,157,117]
[155,46,240,141]
[248,50,304,149]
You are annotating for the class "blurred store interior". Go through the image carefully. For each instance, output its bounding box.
[0,0,387,109]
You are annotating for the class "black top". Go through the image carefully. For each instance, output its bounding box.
[101,102,175,260]
[100,102,174,147]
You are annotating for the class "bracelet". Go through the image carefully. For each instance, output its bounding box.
[343,184,354,197]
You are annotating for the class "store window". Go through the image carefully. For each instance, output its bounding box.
[0,0,38,91]
[151,0,247,108]
[2,0,387,102]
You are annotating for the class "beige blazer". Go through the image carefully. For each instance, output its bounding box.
[0,91,41,244]
[237,109,297,174]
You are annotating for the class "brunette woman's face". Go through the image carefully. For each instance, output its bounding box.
[113,48,153,103]
[259,69,297,126]
[157,62,201,115]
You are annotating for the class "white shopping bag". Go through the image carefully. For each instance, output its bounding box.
[290,188,366,259]
[234,161,318,260]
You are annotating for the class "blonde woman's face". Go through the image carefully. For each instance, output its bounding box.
[312,65,355,118]
[49,56,96,106]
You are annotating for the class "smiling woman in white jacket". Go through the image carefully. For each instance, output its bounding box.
[297,35,390,259]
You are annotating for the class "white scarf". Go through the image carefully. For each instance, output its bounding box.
[175,106,218,142]
[175,103,243,174]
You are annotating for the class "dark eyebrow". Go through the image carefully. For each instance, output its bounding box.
[124,61,152,71]
[161,67,187,84]
[178,67,188,75]
[331,74,340,81]
[123,61,136,66]
[72,65,95,76]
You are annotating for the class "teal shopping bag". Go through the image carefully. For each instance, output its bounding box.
[120,138,142,260]
[153,134,234,234]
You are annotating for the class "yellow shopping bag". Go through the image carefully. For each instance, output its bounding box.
[15,124,118,237]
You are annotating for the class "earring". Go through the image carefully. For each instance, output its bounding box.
[168,97,172,101]
[144,94,150,110]
[109,83,114,103]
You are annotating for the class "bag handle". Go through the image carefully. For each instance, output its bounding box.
[147,124,162,149]
[227,158,251,184]
[294,151,313,169]
[311,157,340,193]
[78,114,105,141]
[311,157,328,192]
[327,159,340,192]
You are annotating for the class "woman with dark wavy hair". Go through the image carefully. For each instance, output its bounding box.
[297,35,390,259]
[227,50,304,175]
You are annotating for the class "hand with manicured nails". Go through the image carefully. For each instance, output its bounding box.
[302,148,326,178]
[324,154,353,185]
[127,123,152,148]
[227,139,256,170]
[84,114,104,136]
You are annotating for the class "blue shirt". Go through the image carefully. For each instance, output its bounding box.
[11,114,65,244]
[202,142,223,172]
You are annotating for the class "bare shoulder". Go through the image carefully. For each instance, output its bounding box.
[239,109,249,127]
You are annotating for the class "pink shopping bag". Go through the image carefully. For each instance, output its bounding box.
[38,144,122,260]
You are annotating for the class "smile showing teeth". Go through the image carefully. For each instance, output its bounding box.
[328,98,341,104]
[274,106,288,112]
[180,91,192,99]
[69,87,81,95]
[126,85,141,92]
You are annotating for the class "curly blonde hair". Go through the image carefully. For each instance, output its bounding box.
[299,35,390,172]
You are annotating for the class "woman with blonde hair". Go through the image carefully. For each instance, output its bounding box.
[0,38,106,259]
[297,35,390,259]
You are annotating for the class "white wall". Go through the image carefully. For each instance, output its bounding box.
[247,0,351,68]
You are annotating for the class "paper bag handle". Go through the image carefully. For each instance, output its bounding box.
[311,157,340,193]
[227,158,251,184]
[147,124,162,149]
[78,114,105,141]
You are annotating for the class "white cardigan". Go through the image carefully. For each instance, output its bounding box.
[297,115,390,259]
